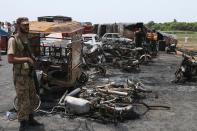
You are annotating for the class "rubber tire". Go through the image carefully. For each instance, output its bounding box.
[175,69,184,83]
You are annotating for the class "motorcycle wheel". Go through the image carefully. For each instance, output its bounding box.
[175,69,184,83]
[13,94,41,112]
[140,55,151,65]
[77,72,89,85]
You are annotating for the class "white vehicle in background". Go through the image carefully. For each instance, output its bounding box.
[82,34,103,46]
[102,33,133,45]
[82,34,103,53]
[82,34,105,65]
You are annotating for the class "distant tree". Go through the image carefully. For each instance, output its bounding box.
[173,19,177,23]
[192,24,197,31]
[145,21,197,31]
[170,23,177,30]
[146,21,155,28]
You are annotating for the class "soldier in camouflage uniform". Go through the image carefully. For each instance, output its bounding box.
[7,17,43,131]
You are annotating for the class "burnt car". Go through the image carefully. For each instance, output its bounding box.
[82,34,105,67]
[102,33,133,45]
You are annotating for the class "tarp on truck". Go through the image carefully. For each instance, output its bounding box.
[30,21,83,34]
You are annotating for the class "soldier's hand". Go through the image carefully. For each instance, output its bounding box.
[27,57,34,66]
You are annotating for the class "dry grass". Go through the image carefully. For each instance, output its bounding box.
[163,31,197,51]
[177,41,197,51]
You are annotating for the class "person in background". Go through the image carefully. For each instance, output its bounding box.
[7,22,12,35]
[185,36,189,43]
[146,29,152,44]
[0,22,1,60]
[134,28,145,47]
[11,21,17,35]
[7,17,43,131]
[1,22,8,32]
[150,29,158,55]
[145,29,152,52]
[0,34,1,61]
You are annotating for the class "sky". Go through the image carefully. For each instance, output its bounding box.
[0,0,196,24]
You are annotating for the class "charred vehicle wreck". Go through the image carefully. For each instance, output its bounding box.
[82,34,104,67]
[102,43,140,72]
[81,33,106,77]
[28,21,85,97]
[175,53,197,83]
[11,21,171,124]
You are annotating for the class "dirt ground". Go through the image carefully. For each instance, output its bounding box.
[177,42,197,52]
[0,52,197,131]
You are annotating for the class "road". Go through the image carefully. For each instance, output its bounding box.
[0,52,197,131]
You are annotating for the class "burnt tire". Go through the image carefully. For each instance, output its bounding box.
[140,56,151,65]
[77,72,89,85]
[48,70,67,81]
[175,69,184,83]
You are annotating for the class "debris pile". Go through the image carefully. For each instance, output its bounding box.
[175,53,197,83]
[7,20,175,124]
[61,79,169,123]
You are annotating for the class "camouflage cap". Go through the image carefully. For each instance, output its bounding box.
[16,17,29,25]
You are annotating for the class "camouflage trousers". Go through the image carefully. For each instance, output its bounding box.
[14,75,38,122]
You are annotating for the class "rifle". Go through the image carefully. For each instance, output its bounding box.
[19,37,40,94]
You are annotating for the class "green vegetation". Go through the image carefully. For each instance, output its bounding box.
[167,31,196,43]
[162,31,195,34]
[145,20,197,32]
[162,31,197,44]
[145,20,197,44]
[161,31,197,44]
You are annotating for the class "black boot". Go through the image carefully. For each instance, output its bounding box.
[28,114,43,126]
[19,120,29,131]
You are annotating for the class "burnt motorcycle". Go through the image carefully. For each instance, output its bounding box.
[175,54,197,83]
[138,44,152,64]
[166,44,177,54]
[83,43,105,68]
